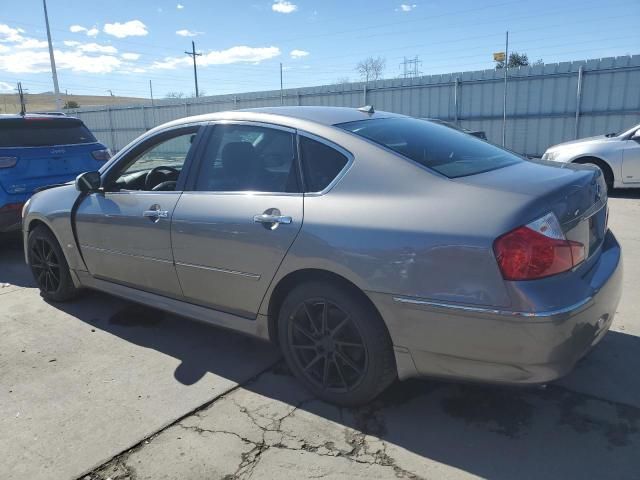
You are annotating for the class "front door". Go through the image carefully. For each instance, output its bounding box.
[622,133,640,184]
[75,126,201,297]
[171,122,303,318]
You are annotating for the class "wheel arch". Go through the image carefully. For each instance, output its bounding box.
[266,268,386,346]
[571,155,615,187]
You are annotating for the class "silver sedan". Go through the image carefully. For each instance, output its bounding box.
[22,107,622,406]
[542,122,640,191]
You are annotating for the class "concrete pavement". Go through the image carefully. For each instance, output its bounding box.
[1,191,640,480]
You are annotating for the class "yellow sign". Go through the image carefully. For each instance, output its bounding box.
[493,52,505,62]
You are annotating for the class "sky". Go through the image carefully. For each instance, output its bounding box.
[0,0,638,99]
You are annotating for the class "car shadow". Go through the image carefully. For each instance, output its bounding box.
[4,244,640,479]
[609,188,640,199]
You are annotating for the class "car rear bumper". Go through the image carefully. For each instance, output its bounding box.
[0,202,24,232]
[368,230,623,384]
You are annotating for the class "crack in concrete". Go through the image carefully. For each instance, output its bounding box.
[80,360,640,480]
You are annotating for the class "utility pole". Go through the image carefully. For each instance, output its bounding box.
[502,30,509,147]
[280,63,284,105]
[185,41,202,97]
[42,0,62,110]
[149,80,154,106]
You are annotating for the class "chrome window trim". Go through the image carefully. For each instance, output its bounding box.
[392,295,592,318]
[296,130,354,196]
[180,191,302,197]
[208,119,296,134]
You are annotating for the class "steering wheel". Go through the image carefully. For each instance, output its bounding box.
[152,180,178,191]
[145,166,180,190]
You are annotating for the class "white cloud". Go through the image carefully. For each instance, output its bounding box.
[103,20,148,38]
[0,24,132,75]
[0,24,26,43]
[63,40,117,53]
[70,24,100,37]
[121,52,140,60]
[272,1,297,13]
[0,81,14,92]
[152,45,280,69]
[0,48,122,74]
[0,24,47,50]
[177,3,184,9]
[290,49,309,59]
[176,29,202,37]
[16,38,48,49]
[398,3,417,11]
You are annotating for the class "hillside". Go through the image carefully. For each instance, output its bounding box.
[0,93,148,114]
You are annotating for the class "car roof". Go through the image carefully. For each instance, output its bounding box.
[0,113,79,122]
[154,106,406,132]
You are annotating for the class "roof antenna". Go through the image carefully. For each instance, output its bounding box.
[17,82,27,116]
[357,105,374,114]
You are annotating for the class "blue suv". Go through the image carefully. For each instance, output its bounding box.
[0,114,110,232]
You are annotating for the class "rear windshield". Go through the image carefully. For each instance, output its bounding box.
[0,118,97,147]
[339,117,521,178]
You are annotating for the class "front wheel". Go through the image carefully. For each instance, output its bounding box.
[27,225,79,302]
[278,281,396,406]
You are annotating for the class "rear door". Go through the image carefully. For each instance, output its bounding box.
[75,125,202,298]
[0,117,106,195]
[171,122,303,318]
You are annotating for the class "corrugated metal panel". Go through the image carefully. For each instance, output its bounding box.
[69,55,640,156]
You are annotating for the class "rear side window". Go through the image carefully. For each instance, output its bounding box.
[339,117,521,178]
[299,136,349,192]
[0,119,97,147]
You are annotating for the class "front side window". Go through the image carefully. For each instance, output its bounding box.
[195,124,299,193]
[110,128,198,191]
[339,117,522,178]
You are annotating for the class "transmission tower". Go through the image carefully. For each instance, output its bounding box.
[399,56,422,78]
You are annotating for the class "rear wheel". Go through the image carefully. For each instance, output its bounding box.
[278,281,396,406]
[27,225,79,302]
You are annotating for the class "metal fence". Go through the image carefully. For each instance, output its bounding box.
[69,55,640,157]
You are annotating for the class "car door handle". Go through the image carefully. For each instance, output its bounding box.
[253,214,292,224]
[143,206,169,219]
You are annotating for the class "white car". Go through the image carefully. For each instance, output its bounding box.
[542,123,640,191]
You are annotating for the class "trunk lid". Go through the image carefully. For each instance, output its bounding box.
[458,159,608,258]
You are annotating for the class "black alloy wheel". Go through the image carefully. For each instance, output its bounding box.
[287,298,369,392]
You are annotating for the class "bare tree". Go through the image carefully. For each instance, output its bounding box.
[335,76,351,84]
[165,91,185,99]
[356,57,386,82]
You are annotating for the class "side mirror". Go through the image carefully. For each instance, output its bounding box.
[75,171,101,193]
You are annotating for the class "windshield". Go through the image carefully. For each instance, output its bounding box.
[339,117,522,178]
[0,118,97,147]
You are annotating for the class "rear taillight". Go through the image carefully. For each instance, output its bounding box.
[91,148,111,161]
[0,202,24,213]
[0,156,18,168]
[494,212,585,281]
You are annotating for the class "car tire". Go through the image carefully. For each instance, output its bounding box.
[278,281,396,406]
[27,225,79,302]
